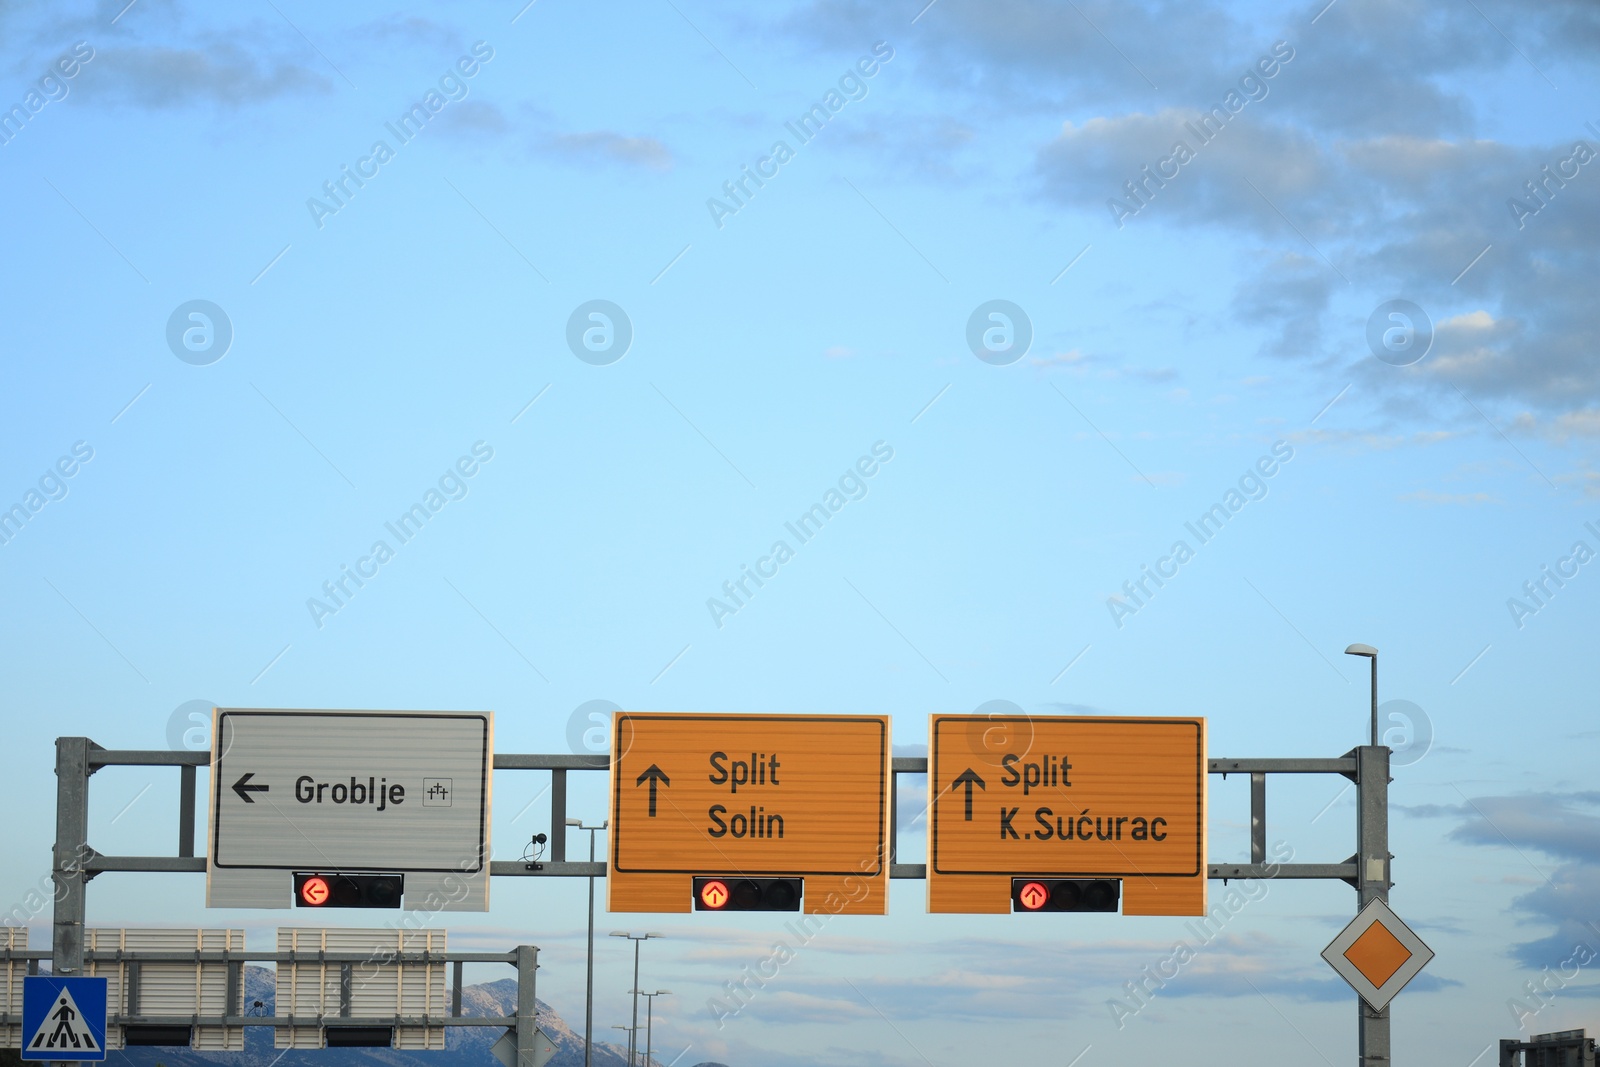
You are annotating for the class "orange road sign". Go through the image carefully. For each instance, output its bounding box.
[1321,898,1435,1010]
[927,715,1207,915]
[608,713,892,914]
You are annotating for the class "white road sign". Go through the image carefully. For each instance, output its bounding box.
[1320,897,1435,1011]
[206,709,492,910]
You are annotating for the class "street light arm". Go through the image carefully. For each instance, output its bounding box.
[1343,643,1379,747]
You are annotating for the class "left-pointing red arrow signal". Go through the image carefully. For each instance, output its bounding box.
[635,764,670,816]
[232,772,269,803]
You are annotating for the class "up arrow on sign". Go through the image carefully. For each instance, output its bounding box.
[635,764,670,816]
[952,768,986,821]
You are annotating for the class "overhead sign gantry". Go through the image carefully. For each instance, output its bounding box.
[43,656,1423,1063]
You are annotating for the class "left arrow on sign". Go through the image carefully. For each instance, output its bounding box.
[232,772,269,803]
[635,764,670,817]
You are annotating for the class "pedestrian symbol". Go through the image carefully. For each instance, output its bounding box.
[22,977,107,1061]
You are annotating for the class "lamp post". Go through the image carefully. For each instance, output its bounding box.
[610,1025,636,1063]
[1344,641,1390,1066]
[1344,643,1378,745]
[638,990,671,1067]
[609,932,662,1066]
[566,818,607,1067]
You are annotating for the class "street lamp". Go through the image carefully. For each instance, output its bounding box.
[610,1024,637,1063]
[609,932,662,1066]
[1344,644,1378,746]
[566,818,607,1067]
[637,990,671,1067]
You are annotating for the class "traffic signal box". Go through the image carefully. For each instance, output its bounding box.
[1011,878,1119,912]
[927,715,1207,916]
[294,873,404,908]
[694,877,803,911]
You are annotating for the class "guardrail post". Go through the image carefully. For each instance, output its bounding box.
[513,945,538,1067]
[1356,745,1391,1066]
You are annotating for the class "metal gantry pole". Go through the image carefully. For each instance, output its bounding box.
[52,737,91,977]
[513,945,539,1067]
[1356,744,1391,1067]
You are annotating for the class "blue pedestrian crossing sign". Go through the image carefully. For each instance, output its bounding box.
[22,976,107,1061]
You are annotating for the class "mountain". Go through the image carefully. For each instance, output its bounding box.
[88,967,704,1067]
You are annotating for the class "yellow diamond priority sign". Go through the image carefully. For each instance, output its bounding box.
[1321,898,1434,1011]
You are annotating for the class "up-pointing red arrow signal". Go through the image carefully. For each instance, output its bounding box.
[700,880,729,909]
[1018,881,1049,910]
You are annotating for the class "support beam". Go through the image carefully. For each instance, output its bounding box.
[513,946,539,1067]
[89,749,207,768]
[490,861,603,877]
[889,768,898,866]
[178,765,196,859]
[1251,772,1266,864]
[550,770,567,862]
[86,856,205,873]
[1209,863,1356,880]
[1210,758,1356,775]
[492,755,608,770]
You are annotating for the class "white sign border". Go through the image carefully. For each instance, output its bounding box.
[1320,897,1435,1011]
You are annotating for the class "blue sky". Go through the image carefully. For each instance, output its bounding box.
[3,0,1599,1063]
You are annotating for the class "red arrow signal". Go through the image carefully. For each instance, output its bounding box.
[1018,881,1049,911]
[699,880,730,909]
